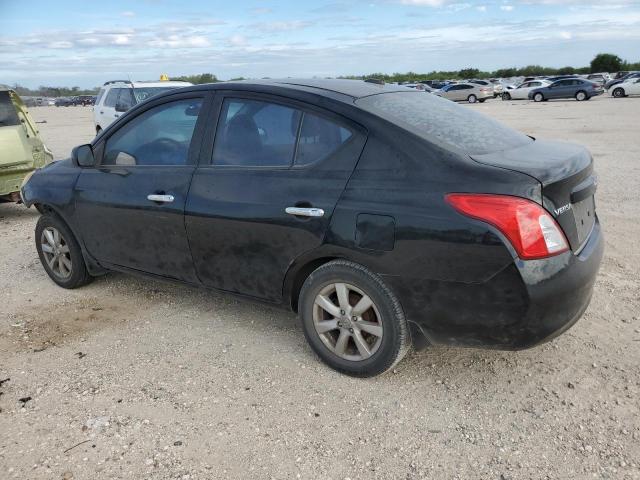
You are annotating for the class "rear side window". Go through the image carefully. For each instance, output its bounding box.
[103,98,202,166]
[213,98,301,167]
[104,89,120,108]
[0,91,20,127]
[295,113,352,166]
[356,92,532,155]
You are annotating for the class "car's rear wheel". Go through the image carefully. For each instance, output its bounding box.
[533,92,544,102]
[467,94,477,104]
[35,214,93,289]
[502,92,511,101]
[612,87,626,98]
[575,91,587,101]
[299,260,411,377]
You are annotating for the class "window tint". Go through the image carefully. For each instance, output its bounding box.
[530,82,541,87]
[356,92,532,155]
[213,98,300,167]
[104,88,120,108]
[295,113,352,166]
[461,85,473,90]
[0,91,20,127]
[102,98,202,166]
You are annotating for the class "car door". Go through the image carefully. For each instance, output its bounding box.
[74,92,210,282]
[630,79,640,95]
[185,92,367,302]
[97,88,120,128]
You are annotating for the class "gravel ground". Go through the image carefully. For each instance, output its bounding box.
[1,98,639,480]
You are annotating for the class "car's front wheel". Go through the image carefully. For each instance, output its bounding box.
[533,92,544,102]
[299,260,411,377]
[612,87,626,98]
[35,214,93,289]
[502,92,511,101]
[467,94,477,103]
[575,90,588,101]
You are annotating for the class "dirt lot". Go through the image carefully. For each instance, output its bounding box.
[1,98,639,480]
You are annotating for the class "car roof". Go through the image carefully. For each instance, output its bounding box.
[190,79,410,100]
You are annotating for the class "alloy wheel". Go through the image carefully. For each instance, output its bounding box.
[40,227,72,279]
[312,282,383,361]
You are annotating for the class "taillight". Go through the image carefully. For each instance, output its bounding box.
[445,194,569,260]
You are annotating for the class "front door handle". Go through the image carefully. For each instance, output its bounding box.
[285,207,324,218]
[147,194,175,203]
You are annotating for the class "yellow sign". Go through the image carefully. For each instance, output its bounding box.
[159,74,169,81]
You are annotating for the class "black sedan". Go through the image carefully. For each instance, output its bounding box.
[528,78,604,102]
[21,79,603,377]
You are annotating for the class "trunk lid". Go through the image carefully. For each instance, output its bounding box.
[471,139,596,252]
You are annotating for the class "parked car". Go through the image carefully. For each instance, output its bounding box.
[604,72,640,90]
[55,97,74,107]
[93,79,192,133]
[420,80,450,90]
[529,78,604,102]
[586,73,609,87]
[435,82,493,103]
[0,87,53,202]
[77,95,95,106]
[502,80,551,100]
[610,78,640,98]
[468,79,503,97]
[21,79,603,377]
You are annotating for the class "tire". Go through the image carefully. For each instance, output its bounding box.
[35,214,93,289]
[575,91,587,101]
[502,92,511,101]
[612,87,626,98]
[299,260,411,377]
[533,92,544,102]
[467,94,477,104]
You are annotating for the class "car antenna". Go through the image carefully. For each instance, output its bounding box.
[127,74,136,101]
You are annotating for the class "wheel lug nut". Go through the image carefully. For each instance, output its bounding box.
[352,316,357,321]
[349,328,354,333]
[340,310,345,315]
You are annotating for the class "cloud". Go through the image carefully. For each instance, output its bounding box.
[477,5,487,11]
[228,34,248,46]
[500,5,515,11]
[399,0,448,6]
[250,20,315,33]
[121,11,135,17]
[560,31,572,39]
[250,7,272,15]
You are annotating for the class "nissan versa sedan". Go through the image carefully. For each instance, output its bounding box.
[529,78,604,102]
[21,79,603,377]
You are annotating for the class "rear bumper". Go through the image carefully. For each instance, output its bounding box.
[385,218,604,350]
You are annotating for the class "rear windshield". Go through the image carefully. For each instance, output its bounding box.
[356,91,532,155]
[0,91,20,127]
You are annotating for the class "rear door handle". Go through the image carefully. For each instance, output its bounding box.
[147,194,175,203]
[285,207,324,217]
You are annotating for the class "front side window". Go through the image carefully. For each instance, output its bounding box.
[104,88,120,108]
[295,113,352,166]
[213,98,300,167]
[117,89,135,110]
[102,98,202,166]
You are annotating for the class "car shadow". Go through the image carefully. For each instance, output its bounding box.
[0,204,40,220]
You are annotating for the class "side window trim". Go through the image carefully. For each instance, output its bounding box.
[92,92,211,168]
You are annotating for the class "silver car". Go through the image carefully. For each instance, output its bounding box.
[435,83,493,103]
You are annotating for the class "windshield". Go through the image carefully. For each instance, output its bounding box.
[356,91,533,155]
[132,87,178,104]
[0,91,20,127]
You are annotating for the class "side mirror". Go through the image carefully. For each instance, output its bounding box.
[115,102,128,113]
[72,144,95,167]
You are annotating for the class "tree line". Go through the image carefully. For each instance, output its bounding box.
[7,53,639,95]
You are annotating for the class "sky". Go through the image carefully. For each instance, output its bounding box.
[1,0,640,88]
